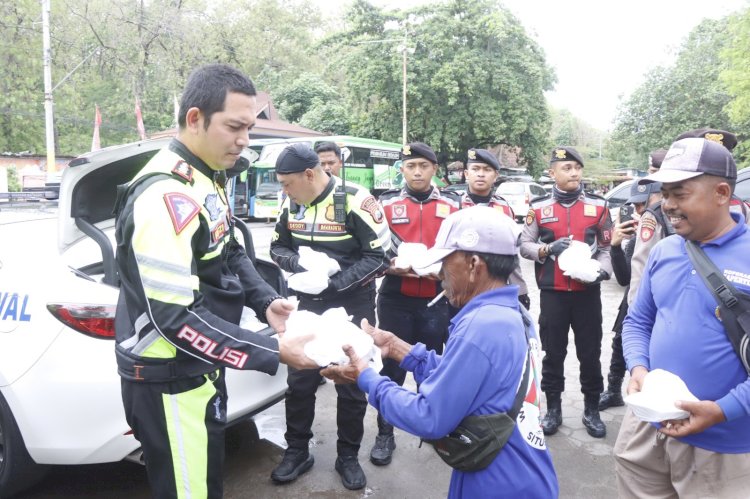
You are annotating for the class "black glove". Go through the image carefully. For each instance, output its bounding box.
[547,237,571,257]
[592,270,609,284]
[518,294,531,310]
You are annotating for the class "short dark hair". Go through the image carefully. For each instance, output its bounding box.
[178,64,256,130]
[472,252,517,281]
[314,141,341,157]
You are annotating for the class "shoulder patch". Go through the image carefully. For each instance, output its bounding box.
[163,192,201,235]
[171,160,194,184]
[360,195,384,223]
[639,215,658,243]
[526,208,536,226]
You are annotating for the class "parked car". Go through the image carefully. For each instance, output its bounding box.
[495,181,547,221]
[603,180,636,220]
[736,167,750,202]
[442,182,467,194]
[0,139,289,497]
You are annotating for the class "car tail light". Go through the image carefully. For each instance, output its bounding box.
[47,303,116,339]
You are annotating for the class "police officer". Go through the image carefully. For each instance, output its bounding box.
[269,143,390,490]
[519,146,613,438]
[114,64,317,499]
[599,180,661,410]
[460,148,530,309]
[370,142,461,466]
[315,141,343,177]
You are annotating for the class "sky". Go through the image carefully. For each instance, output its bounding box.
[321,0,749,131]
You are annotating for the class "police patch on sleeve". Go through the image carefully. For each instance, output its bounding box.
[525,208,536,226]
[639,217,657,243]
[164,192,201,235]
[360,195,384,223]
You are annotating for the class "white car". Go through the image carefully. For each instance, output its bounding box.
[0,139,289,497]
[496,181,548,221]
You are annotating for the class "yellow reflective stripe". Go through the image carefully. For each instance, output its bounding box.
[200,241,224,260]
[292,232,351,242]
[136,331,177,359]
[163,378,214,499]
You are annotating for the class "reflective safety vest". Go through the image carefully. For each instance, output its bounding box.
[114,139,280,382]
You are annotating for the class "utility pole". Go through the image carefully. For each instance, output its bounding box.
[42,0,55,173]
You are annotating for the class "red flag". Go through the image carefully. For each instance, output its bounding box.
[91,105,101,152]
[135,98,146,140]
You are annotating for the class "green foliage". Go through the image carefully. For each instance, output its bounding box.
[721,8,750,164]
[611,19,734,168]
[324,0,555,176]
[6,166,21,192]
[273,73,339,123]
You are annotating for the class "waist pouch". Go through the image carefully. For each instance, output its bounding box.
[426,346,531,472]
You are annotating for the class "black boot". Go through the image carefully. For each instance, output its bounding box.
[541,395,562,436]
[335,455,367,490]
[582,400,607,438]
[598,375,624,411]
[370,413,396,466]
[271,447,314,483]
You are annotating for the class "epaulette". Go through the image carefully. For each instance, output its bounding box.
[585,191,606,201]
[529,193,551,205]
[584,192,607,206]
[170,160,194,185]
[439,189,462,203]
[377,188,402,201]
[341,184,359,196]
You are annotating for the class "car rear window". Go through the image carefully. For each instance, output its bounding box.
[497,183,524,195]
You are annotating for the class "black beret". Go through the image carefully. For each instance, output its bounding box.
[550,146,584,167]
[648,149,668,169]
[675,128,737,152]
[467,148,500,171]
[275,143,319,174]
[401,142,437,164]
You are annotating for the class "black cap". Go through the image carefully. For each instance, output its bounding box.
[640,138,736,184]
[675,128,737,152]
[550,146,584,167]
[627,180,662,204]
[275,143,319,174]
[467,148,500,171]
[648,149,668,170]
[401,142,437,164]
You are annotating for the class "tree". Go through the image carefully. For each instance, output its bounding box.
[324,0,555,176]
[610,19,734,168]
[273,73,339,123]
[720,8,750,164]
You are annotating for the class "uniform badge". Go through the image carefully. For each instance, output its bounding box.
[526,208,536,226]
[393,204,406,219]
[325,205,336,222]
[402,145,411,156]
[639,217,657,242]
[204,194,221,221]
[555,149,567,159]
[542,206,553,218]
[171,160,193,183]
[436,203,451,219]
[360,196,384,223]
[468,149,477,160]
[584,204,597,217]
[705,133,724,145]
[163,193,200,235]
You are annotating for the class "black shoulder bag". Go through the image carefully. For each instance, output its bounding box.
[685,240,750,374]
[425,313,532,472]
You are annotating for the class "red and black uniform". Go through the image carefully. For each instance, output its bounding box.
[377,186,461,384]
[520,191,613,405]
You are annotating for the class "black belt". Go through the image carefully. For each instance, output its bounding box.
[116,346,212,383]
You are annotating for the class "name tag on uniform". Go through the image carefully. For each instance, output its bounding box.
[436,204,451,218]
[584,205,597,217]
[391,204,409,224]
[540,205,557,223]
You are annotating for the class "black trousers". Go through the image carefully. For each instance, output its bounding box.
[121,370,226,499]
[284,288,375,456]
[607,293,628,379]
[539,287,604,400]
[377,293,450,386]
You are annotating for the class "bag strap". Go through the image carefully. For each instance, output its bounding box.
[507,310,533,419]
[685,240,750,373]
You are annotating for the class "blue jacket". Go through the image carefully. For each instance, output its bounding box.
[358,286,558,498]
[624,212,750,453]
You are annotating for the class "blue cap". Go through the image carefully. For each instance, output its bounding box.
[275,143,319,174]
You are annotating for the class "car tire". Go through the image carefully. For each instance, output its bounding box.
[0,392,47,497]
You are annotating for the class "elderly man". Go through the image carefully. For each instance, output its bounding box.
[616,137,750,497]
[322,206,559,498]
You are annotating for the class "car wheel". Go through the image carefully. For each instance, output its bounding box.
[0,392,47,497]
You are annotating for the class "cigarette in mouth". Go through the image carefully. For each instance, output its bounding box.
[427,290,446,308]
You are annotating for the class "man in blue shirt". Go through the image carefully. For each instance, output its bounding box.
[322,206,559,498]
[617,137,750,497]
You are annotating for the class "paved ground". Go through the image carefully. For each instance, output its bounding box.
[19,218,629,498]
